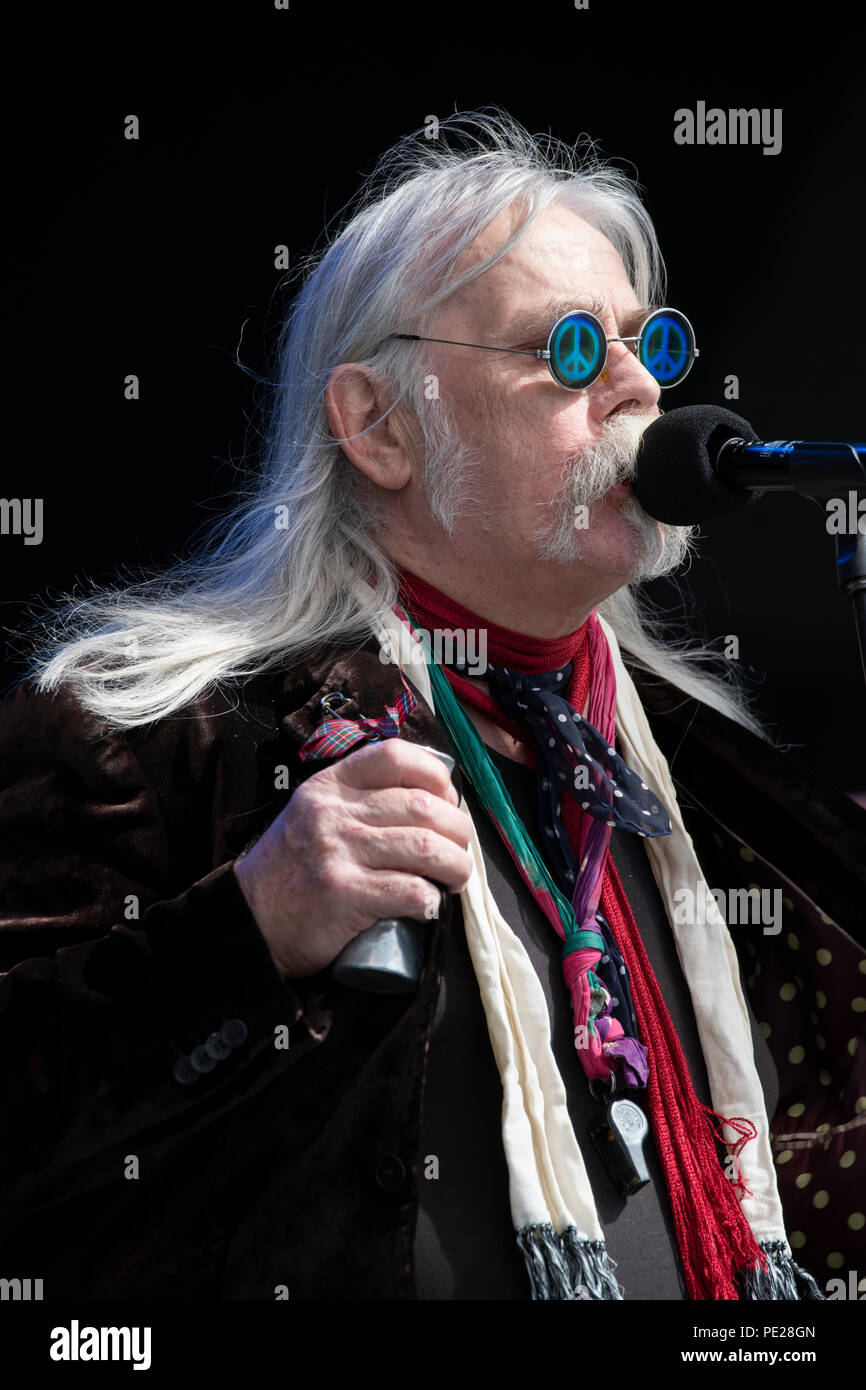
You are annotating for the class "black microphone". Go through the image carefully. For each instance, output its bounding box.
[632,405,866,525]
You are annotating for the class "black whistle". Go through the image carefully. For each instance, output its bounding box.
[589,1096,651,1198]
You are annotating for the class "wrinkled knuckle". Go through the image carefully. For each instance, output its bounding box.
[318,855,350,898]
[377,738,403,768]
[408,788,432,821]
[413,825,434,860]
[293,780,323,823]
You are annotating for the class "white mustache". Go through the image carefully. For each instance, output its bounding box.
[535,407,695,577]
[561,409,654,510]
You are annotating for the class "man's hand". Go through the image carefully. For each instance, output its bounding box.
[233,740,474,979]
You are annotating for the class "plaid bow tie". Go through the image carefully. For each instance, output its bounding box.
[298,670,418,761]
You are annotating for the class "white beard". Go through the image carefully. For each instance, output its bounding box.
[533,407,696,578]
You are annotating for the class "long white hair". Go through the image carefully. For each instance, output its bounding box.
[19,108,768,738]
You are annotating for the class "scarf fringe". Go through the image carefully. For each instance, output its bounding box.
[516,1224,623,1301]
[740,1241,826,1301]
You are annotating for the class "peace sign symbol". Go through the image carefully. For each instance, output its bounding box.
[640,312,691,384]
[550,313,603,385]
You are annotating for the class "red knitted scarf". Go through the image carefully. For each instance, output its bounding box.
[396,565,763,1299]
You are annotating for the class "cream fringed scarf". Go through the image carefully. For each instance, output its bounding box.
[369,591,821,1301]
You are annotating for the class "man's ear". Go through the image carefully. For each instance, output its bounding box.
[324,363,417,491]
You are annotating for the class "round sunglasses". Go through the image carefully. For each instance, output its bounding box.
[388,306,699,391]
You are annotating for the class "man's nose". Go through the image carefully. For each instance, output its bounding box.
[594,338,661,416]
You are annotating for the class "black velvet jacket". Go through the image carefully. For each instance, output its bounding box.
[1,634,864,1299]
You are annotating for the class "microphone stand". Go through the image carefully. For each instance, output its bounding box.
[717,439,866,692]
[834,530,866,690]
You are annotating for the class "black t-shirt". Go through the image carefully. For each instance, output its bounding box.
[413,744,779,1300]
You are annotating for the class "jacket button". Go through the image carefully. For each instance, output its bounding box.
[173,1057,199,1086]
[191,1044,218,1073]
[206,1031,233,1060]
[221,1019,248,1049]
[374,1155,406,1192]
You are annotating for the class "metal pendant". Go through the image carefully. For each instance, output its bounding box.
[588,1083,651,1197]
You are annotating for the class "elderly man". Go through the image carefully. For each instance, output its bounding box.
[0,111,862,1302]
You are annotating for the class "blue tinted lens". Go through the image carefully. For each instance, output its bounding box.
[548,312,605,388]
[639,310,695,386]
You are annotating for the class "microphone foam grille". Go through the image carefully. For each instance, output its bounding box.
[633,405,760,524]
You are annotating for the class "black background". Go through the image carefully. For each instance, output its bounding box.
[2,2,864,788]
